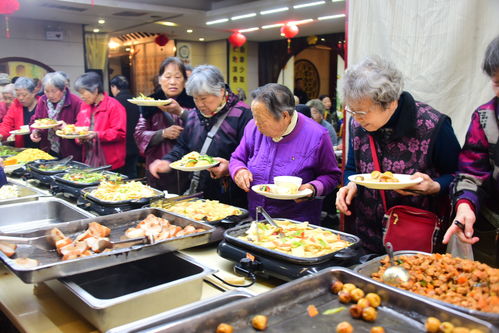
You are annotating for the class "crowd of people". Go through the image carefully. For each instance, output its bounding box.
[0,35,497,266]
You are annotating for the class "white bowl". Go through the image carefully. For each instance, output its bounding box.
[273,176,302,194]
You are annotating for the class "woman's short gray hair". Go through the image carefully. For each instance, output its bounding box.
[306,99,325,115]
[343,55,404,109]
[14,77,36,93]
[251,83,295,120]
[483,35,499,77]
[2,83,15,96]
[42,72,67,91]
[74,72,104,94]
[186,65,225,97]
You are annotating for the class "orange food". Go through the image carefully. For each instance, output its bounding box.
[3,159,17,166]
[307,304,319,317]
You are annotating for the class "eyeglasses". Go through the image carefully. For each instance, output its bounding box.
[345,105,369,118]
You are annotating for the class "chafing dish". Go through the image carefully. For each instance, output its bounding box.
[53,170,126,187]
[26,159,89,175]
[81,184,164,206]
[0,182,44,206]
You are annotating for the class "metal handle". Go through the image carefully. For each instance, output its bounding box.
[255,206,279,228]
[0,235,31,244]
[385,242,395,266]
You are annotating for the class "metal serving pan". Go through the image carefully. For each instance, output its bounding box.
[26,159,89,175]
[354,251,499,325]
[0,198,94,234]
[53,170,127,188]
[224,219,360,265]
[0,182,44,206]
[106,289,253,333]
[0,146,24,158]
[162,267,496,333]
[0,208,214,283]
[81,184,164,206]
[44,252,216,332]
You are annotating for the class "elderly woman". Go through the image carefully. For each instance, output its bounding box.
[230,84,341,225]
[149,65,252,206]
[74,72,126,169]
[30,72,82,160]
[443,36,499,266]
[307,99,337,146]
[0,78,39,148]
[135,57,196,192]
[0,83,15,122]
[335,56,461,254]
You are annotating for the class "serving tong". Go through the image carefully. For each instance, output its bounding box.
[255,206,285,240]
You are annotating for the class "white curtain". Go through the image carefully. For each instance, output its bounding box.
[348,0,499,144]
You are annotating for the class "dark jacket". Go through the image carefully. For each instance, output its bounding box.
[114,89,140,157]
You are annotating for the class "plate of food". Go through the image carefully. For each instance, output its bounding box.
[127,93,172,107]
[170,151,220,172]
[251,184,313,200]
[348,171,423,190]
[56,124,94,139]
[31,118,63,129]
[10,125,30,136]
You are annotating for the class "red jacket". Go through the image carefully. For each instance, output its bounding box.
[0,99,29,147]
[76,94,126,169]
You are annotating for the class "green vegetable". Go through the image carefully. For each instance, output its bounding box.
[318,239,327,247]
[291,241,304,248]
[322,307,345,315]
[420,280,427,287]
[396,259,404,265]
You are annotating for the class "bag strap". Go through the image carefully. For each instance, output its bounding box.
[368,135,387,211]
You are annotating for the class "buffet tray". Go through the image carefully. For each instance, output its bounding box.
[81,184,164,206]
[224,219,360,265]
[162,267,496,333]
[0,146,24,158]
[26,159,89,175]
[106,289,253,333]
[354,251,499,325]
[0,208,214,283]
[53,171,127,188]
[44,252,216,332]
[0,182,44,206]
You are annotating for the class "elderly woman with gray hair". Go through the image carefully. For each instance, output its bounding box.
[335,56,461,254]
[30,72,83,160]
[230,84,341,225]
[149,65,252,206]
[307,99,337,146]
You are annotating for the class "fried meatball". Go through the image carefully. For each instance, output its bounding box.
[350,288,365,302]
[362,306,378,322]
[342,283,357,293]
[439,322,454,333]
[349,304,363,319]
[331,280,344,294]
[370,327,385,333]
[357,298,370,309]
[365,293,381,308]
[215,323,233,333]
[425,317,441,333]
[251,315,268,331]
[336,321,354,333]
[338,290,352,303]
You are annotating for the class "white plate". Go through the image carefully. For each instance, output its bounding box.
[348,173,423,190]
[251,184,313,200]
[55,130,96,139]
[127,99,172,107]
[170,160,220,172]
[31,120,63,129]
[10,129,30,136]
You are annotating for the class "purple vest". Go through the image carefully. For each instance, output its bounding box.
[346,102,445,253]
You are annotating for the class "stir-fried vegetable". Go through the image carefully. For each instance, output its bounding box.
[62,171,122,184]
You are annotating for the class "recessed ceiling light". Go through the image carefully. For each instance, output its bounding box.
[320,38,325,41]
[239,27,259,33]
[156,21,178,27]
[199,37,205,41]
[261,7,289,15]
[93,28,100,33]
[332,0,344,2]
[262,23,284,29]
[98,19,105,24]
[288,18,314,25]
[318,14,345,20]
[294,1,326,9]
[231,13,256,21]
[206,18,229,25]
[186,29,193,33]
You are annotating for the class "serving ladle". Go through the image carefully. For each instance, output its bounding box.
[382,242,410,285]
[255,206,285,239]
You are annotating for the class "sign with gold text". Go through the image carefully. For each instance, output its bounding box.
[229,44,247,98]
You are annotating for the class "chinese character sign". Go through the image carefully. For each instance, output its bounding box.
[229,44,247,97]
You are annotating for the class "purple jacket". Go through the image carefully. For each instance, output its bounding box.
[31,90,83,161]
[230,112,341,225]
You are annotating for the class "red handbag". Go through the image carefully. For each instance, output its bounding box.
[369,136,441,253]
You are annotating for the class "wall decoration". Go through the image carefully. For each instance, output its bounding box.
[176,42,192,65]
[228,32,247,48]
[294,59,320,99]
[0,57,52,80]
[280,23,299,53]
[229,43,248,99]
[0,0,20,38]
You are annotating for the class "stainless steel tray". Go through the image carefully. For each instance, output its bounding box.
[106,289,253,333]
[27,159,89,175]
[0,182,44,206]
[354,251,499,325]
[0,208,214,283]
[0,198,94,234]
[162,267,496,333]
[0,146,24,158]
[44,252,216,332]
[224,219,360,265]
[81,184,164,206]
[53,171,127,188]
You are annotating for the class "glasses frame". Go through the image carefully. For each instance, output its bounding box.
[345,105,369,118]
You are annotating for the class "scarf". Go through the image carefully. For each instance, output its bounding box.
[47,91,67,153]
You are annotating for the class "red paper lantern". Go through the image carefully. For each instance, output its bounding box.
[0,0,20,15]
[280,24,299,39]
[228,32,247,47]
[154,34,169,47]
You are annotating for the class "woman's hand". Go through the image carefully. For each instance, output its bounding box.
[395,172,440,196]
[442,202,480,245]
[208,157,229,179]
[335,182,358,216]
[158,99,183,116]
[149,159,171,178]
[162,125,183,140]
[234,168,253,192]
[30,130,42,143]
[80,131,97,142]
[294,183,315,203]
[56,120,66,129]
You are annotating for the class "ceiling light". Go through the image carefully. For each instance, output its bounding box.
[156,21,178,27]
[332,0,344,2]
[93,28,100,33]
[318,13,345,20]
[108,40,120,49]
[206,18,229,25]
[294,1,325,9]
[320,38,325,41]
[261,7,288,15]
[186,29,193,33]
[199,37,205,41]
[125,47,131,51]
[98,19,105,24]
[239,27,259,33]
[288,19,314,25]
[231,13,256,21]
[262,23,284,29]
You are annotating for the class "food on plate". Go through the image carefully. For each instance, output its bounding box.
[239,220,351,258]
[0,185,19,200]
[273,176,302,194]
[307,304,319,317]
[171,151,217,168]
[0,146,19,156]
[88,181,158,201]
[58,124,89,136]
[13,257,39,268]
[361,306,377,322]
[354,171,399,182]
[371,253,499,313]
[258,185,272,192]
[0,241,17,257]
[124,214,205,242]
[33,118,58,126]
[336,321,353,333]
[62,171,122,184]
[4,148,55,165]
[251,314,268,331]
[131,93,154,100]
[215,323,234,333]
[370,327,385,333]
[151,199,242,222]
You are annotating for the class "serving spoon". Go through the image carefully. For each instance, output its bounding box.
[255,206,285,239]
[382,242,410,285]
